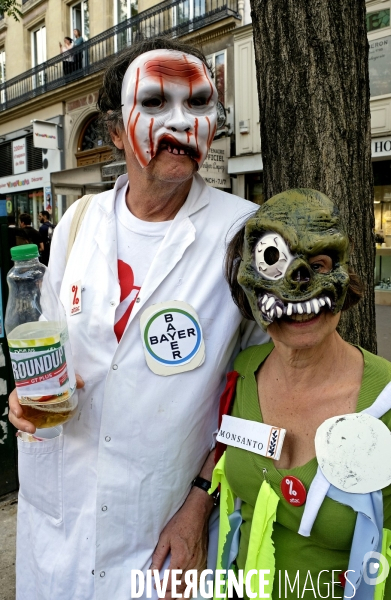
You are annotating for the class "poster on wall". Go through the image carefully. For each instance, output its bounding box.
[12,139,27,175]
[369,35,391,97]
[44,186,52,213]
[199,137,231,189]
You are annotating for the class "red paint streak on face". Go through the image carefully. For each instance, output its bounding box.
[127,67,140,135]
[144,56,205,85]
[202,63,214,104]
[149,118,155,158]
[194,118,199,158]
[186,130,193,143]
[130,112,148,168]
[183,54,192,98]
[206,116,211,148]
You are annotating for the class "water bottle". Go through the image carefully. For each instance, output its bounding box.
[5,244,77,428]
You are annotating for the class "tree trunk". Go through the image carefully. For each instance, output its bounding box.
[250,0,376,352]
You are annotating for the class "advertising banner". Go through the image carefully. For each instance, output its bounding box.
[369,35,391,97]
[12,139,27,175]
[33,121,59,150]
[199,137,231,189]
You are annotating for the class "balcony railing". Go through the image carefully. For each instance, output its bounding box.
[0,0,239,112]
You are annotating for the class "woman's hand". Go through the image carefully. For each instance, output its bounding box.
[8,374,85,433]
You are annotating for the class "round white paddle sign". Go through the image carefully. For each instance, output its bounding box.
[315,413,391,494]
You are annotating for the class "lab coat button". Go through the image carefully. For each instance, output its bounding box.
[110,301,115,306]
[100,571,105,578]
[102,505,108,511]
[112,364,118,370]
[136,297,141,303]
[105,436,111,442]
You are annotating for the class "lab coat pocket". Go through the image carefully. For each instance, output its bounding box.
[17,432,64,522]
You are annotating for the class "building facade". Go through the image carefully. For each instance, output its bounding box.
[0,0,244,226]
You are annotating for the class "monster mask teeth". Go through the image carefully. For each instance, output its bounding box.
[258,293,333,325]
[312,298,320,314]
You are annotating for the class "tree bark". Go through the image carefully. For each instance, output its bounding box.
[250,0,376,352]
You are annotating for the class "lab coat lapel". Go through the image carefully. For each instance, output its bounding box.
[93,176,127,280]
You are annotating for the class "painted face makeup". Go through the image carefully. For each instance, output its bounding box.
[237,189,350,330]
[121,49,218,169]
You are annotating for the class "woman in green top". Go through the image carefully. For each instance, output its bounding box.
[212,189,391,599]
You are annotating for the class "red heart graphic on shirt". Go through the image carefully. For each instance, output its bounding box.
[115,260,141,341]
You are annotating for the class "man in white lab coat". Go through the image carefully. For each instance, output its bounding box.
[9,37,267,600]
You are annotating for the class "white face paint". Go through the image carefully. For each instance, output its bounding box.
[121,49,218,169]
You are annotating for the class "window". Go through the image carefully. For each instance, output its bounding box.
[31,25,46,88]
[26,134,43,172]
[115,0,139,50]
[172,0,205,32]
[32,25,46,67]
[72,1,89,40]
[116,0,138,23]
[0,141,12,177]
[0,49,5,103]
[207,50,226,106]
[367,9,390,32]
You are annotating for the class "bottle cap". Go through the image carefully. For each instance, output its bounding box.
[10,244,39,261]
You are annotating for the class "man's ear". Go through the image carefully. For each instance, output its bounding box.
[110,129,125,150]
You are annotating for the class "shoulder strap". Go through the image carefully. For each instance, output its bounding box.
[66,194,95,263]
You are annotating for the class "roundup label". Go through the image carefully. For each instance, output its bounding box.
[8,323,76,403]
[140,301,205,376]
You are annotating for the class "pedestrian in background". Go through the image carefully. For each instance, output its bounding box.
[19,213,43,252]
[7,215,28,248]
[73,28,83,70]
[59,37,74,77]
[38,210,54,266]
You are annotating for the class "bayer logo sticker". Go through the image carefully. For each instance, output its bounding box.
[140,301,205,376]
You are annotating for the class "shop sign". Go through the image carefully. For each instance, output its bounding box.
[12,139,27,175]
[32,121,59,150]
[369,35,391,97]
[199,137,231,189]
[0,169,47,192]
[372,137,391,157]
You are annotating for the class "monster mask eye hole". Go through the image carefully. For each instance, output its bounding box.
[254,232,294,280]
[309,254,333,274]
[142,96,165,108]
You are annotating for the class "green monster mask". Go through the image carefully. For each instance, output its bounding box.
[237,189,350,330]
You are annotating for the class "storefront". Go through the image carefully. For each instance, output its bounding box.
[0,170,50,229]
[373,136,391,304]
[0,118,63,228]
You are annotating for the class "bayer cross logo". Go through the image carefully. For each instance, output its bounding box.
[140,302,206,375]
[144,309,202,365]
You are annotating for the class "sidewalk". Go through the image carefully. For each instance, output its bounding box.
[376,305,391,361]
[0,306,390,599]
[0,491,17,600]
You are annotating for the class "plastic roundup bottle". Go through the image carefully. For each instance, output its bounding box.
[5,244,77,428]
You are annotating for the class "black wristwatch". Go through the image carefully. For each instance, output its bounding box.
[191,476,220,506]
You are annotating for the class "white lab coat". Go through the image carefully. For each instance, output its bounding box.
[16,173,267,600]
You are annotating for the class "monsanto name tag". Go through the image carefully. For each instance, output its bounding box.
[69,280,82,316]
[140,300,205,376]
[217,414,286,460]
